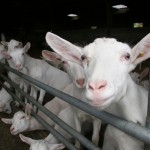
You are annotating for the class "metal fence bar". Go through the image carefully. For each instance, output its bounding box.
[0,81,25,107]
[32,111,80,150]
[0,73,100,150]
[2,62,150,148]
[144,62,150,150]
[0,82,80,150]
[1,62,150,145]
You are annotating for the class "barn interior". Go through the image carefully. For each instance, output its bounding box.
[0,0,150,150]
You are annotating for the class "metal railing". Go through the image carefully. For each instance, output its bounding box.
[0,62,150,150]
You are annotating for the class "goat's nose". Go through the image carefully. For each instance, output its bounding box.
[16,64,21,68]
[10,127,14,132]
[88,80,107,91]
[76,78,85,87]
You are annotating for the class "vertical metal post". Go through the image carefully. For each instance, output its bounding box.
[145,61,150,150]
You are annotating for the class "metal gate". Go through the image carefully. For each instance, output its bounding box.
[1,62,150,150]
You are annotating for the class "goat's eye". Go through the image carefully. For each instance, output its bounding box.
[8,56,12,60]
[121,53,130,61]
[20,116,25,119]
[125,53,130,60]
[81,55,86,61]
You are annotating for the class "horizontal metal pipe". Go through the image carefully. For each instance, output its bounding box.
[1,62,150,145]
[0,81,25,107]
[31,110,80,150]
[0,82,80,150]
[0,73,100,150]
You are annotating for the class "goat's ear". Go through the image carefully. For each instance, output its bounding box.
[25,114,31,120]
[129,33,150,71]
[19,134,35,145]
[23,42,31,53]
[1,41,8,46]
[1,118,12,124]
[0,51,11,59]
[140,67,149,79]
[49,143,65,150]
[25,103,32,116]
[42,50,62,62]
[3,102,12,114]
[18,42,23,48]
[45,32,83,64]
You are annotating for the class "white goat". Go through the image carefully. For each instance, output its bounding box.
[0,42,75,106]
[19,107,77,150]
[41,50,85,88]
[0,81,12,114]
[42,50,101,147]
[1,50,101,148]
[19,134,65,150]
[102,124,143,150]
[1,55,86,134]
[0,40,28,106]
[45,32,150,149]
[1,84,71,135]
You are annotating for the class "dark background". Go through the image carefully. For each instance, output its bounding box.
[0,1,150,149]
[0,0,150,56]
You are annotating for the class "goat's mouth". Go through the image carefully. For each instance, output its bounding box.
[17,67,23,71]
[11,130,19,135]
[89,99,107,107]
[87,93,115,109]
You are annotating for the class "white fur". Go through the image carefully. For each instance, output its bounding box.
[0,81,12,113]
[41,50,86,88]
[19,134,65,150]
[1,84,72,135]
[42,50,101,147]
[45,32,150,149]
[0,40,28,106]
[103,125,143,150]
[1,50,87,135]
[2,42,72,105]
[19,107,78,150]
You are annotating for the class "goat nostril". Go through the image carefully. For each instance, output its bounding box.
[98,85,105,89]
[16,64,21,68]
[88,81,107,90]
[10,127,14,132]
[76,79,85,87]
[89,85,94,90]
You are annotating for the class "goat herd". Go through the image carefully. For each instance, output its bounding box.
[0,32,150,150]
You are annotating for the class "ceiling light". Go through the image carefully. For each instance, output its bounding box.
[133,23,143,28]
[112,4,127,9]
[91,26,97,29]
[67,13,79,20]
[67,14,78,17]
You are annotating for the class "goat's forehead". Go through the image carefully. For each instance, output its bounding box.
[32,141,48,148]
[10,49,23,56]
[68,61,83,71]
[83,38,131,57]
[0,44,5,51]
[14,111,24,117]
[9,40,19,46]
